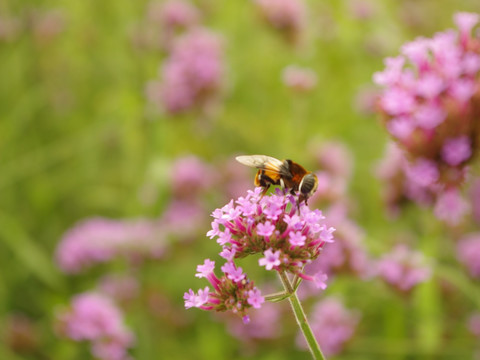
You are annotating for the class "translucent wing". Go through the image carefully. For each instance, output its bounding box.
[235,155,284,174]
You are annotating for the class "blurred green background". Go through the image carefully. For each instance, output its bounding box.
[1,0,480,359]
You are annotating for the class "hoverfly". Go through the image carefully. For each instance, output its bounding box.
[236,155,318,205]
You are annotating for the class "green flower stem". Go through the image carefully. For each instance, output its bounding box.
[278,271,326,360]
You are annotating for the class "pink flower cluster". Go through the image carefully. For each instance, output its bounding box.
[373,12,480,218]
[305,141,372,280]
[297,297,360,356]
[457,233,480,277]
[306,203,372,279]
[147,28,225,115]
[56,292,134,360]
[208,187,335,286]
[253,0,307,43]
[147,0,200,49]
[376,244,432,293]
[376,142,470,224]
[55,218,166,274]
[185,187,335,320]
[184,259,264,323]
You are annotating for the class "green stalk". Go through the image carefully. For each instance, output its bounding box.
[278,271,326,360]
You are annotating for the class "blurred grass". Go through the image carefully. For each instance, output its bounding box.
[1,0,480,359]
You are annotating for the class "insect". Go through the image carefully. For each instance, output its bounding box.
[235,155,318,205]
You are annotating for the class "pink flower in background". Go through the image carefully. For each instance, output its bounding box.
[146,0,200,49]
[347,0,377,20]
[56,292,134,360]
[297,297,360,356]
[223,300,283,342]
[306,203,372,279]
[160,199,206,241]
[312,140,354,180]
[433,188,470,226]
[169,155,217,197]
[376,244,432,292]
[147,28,225,115]
[468,312,480,337]
[373,12,480,196]
[56,218,166,274]
[253,0,307,43]
[98,275,140,304]
[148,0,200,29]
[282,65,317,92]
[457,233,480,277]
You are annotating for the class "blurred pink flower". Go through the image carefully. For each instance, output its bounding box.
[373,12,480,193]
[282,65,317,92]
[160,199,206,241]
[313,140,354,180]
[297,297,360,356]
[457,233,480,277]
[433,188,470,226]
[56,218,166,274]
[468,312,480,337]
[56,292,134,360]
[98,274,140,304]
[253,0,307,43]
[306,203,372,279]
[30,9,66,43]
[224,300,283,342]
[169,155,217,197]
[147,0,200,49]
[147,28,225,115]
[347,0,377,20]
[376,244,431,292]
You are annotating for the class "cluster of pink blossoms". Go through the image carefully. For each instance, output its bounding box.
[185,187,335,322]
[146,27,225,115]
[56,292,134,360]
[55,218,166,274]
[373,12,480,223]
[376,244,432,293]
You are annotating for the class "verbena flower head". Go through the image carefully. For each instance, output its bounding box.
[185,188,335,320]
[208,188,334,285]
[146,28,225,115]
[457,233,480,277]
[184,259,264,323]
[55,292,134,360]
[373,12,480,206]
[376,244,432,293]
[296,297,360,357]
[56,218,166,274]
